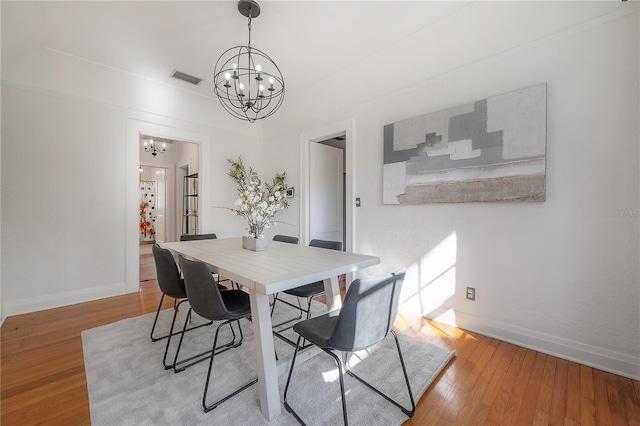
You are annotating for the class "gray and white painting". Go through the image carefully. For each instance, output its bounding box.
[383,84,546,204]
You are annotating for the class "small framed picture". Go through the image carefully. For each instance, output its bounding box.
[285,188,294,198]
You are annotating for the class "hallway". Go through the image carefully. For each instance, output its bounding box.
[139,242,156,282]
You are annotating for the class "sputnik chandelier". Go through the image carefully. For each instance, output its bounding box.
[213,0,285,122]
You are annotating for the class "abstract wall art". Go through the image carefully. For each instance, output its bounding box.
[383,84,547,204]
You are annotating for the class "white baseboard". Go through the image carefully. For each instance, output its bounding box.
[426,307,640,381]
[2,283,126,318]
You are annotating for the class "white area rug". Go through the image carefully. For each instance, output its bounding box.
[82,300,455,425]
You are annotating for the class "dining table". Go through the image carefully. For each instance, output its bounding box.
[159,237,380,421]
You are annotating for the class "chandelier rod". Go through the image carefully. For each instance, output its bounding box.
[247,10,252,47]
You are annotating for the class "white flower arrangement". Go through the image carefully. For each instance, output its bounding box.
[227,157,290,239]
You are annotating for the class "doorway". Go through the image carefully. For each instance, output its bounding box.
[309,136,346,248]
[133,130,204,286]
[126,120,212,294]
[300,118,354,253]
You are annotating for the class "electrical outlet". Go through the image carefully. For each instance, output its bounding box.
[466,287,476,301]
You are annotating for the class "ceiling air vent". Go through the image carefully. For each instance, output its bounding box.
[170,70,203,86]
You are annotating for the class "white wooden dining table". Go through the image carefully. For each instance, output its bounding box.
[159,237,380,421]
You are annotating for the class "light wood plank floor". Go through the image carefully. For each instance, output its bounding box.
[2,279,639,425]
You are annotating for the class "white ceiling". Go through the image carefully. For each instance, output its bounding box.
[1,1,629,130]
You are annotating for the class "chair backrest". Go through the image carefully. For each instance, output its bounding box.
[178,255,230,321]
[273,234,299,244]
[328,269,406,352]
[309,239,342,251]
[180,233,217,241]
[152,244,186,298]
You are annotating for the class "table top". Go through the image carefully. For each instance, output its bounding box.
[160,237,380,295]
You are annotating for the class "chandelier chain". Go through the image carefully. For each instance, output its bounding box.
[247,13,252,47]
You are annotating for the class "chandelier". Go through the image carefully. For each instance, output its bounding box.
[213,0,285,122]
[143,139,166,157]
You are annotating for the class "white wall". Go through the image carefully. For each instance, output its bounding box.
[0,1,3,325]
[263,11,640,378]
[1,48,262,316]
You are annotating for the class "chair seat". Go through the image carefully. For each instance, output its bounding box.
[221,290,252,319]
[292,311,339,348]
[285,281,324,298]
[164,282,187,300]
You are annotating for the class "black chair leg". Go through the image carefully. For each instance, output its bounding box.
[171,312,244,373]
[271,295,315,349]
[153,296,214,343]
[271,294,304,328]
[162,300,188,369]
[202,320,257,413]
[284,337,349,425]
[344,330,415,417]
[150,293,166,342]
[283,335,306,425]
[324,348,349,425]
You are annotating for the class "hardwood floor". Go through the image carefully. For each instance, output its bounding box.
[2,280,639,425]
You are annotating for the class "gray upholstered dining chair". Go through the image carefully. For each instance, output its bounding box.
[151,244,231,371]
[270,239,342,346]
[178,255,258,413]
[179,233,235,288]
[272,234,299,244]
[283,269,415,425]
[180,233,218,241]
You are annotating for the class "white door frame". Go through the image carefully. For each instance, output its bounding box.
[126,119,211,293]
[300,118,355,252]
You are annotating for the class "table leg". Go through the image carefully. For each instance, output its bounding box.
[248,290,281,421]
[323,275,342,312]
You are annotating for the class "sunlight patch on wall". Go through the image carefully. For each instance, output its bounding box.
[401,231,458,317]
